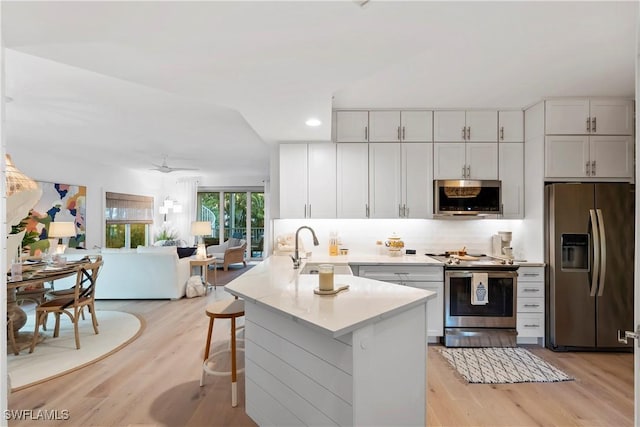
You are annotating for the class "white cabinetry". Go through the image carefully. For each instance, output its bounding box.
[355,264,444,338]
[499,110,524,142]
[336,111,369,142]
[369,110,433,142]
[545,135,633,180]
[369,143,402,218]
[499,143,524,218]
[369,143,433,218]
[517,266,545,344]
[544,98,634,181]
[403,143,433,218]
[545,98,634,135]
[279,143,336,218]
[433,142,498,180]
[434,110,497,142]
[337,143,369,218]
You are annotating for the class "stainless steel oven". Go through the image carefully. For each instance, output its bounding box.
[444,269,518,347]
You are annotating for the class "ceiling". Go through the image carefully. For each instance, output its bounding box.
[2,1,637,178]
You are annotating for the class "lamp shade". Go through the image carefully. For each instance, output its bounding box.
[190,221,211,236]
[49,221,76,238]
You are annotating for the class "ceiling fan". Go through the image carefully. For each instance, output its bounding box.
[150,156,198,173]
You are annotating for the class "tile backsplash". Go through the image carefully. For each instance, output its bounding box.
[273,218,531,261]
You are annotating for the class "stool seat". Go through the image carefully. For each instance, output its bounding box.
[205,299,245,319]
[201,298,245,407]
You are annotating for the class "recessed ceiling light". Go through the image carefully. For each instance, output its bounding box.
[305,118,321,127]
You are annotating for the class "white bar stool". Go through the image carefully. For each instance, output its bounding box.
[200,298,245,407]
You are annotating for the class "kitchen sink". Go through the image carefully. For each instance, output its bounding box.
[299,262,353,275]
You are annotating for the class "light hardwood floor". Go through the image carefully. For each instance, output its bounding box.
[8,287,634,426]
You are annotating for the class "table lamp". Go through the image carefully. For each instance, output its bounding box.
[48,221,76,254]
[191,221,211,259]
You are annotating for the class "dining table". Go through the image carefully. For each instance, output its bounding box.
[6,258,87,353]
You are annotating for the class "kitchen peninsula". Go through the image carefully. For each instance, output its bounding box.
[225,255,435,426]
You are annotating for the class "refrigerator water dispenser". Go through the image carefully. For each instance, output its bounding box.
[561,233,589,271]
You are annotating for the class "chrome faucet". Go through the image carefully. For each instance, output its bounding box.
[291,226,319,269]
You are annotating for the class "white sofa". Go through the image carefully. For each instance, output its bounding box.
[64,246,191,300]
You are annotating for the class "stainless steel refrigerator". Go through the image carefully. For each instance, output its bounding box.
[545,183,634,351]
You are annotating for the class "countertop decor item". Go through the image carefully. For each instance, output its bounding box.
[385,233,404,256]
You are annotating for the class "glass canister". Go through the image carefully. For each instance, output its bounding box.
[318,264,334,291]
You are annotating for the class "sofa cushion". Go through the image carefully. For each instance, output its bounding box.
[137,245,176,254]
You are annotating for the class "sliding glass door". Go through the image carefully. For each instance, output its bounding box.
[197,189,265,260]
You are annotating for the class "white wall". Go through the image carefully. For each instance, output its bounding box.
[523,101,546,262]
[8,144,164,249]
[273,218,529,261]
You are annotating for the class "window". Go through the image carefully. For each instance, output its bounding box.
[105,192,153,248]
[197,189,265,259]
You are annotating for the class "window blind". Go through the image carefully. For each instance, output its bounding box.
[105,192,154,224]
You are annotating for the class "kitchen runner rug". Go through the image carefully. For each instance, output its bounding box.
[439,347,574,384]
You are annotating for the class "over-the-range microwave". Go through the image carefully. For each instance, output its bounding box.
[434,179,502,216]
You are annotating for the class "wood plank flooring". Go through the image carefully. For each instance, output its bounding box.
[8,277,634,426]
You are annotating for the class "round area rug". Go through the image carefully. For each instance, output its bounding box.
[7,310,144,391]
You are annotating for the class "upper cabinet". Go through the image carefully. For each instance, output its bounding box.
[433,142,498,180]
[279,143,336,219]
[498,110,524,142]
[368,142,433,218]
[544,98,634,181]
[338,110,433,143]
[545,135,633,180]
[434,110,498,142]
[335,111,369,142]
[545,98,634,135]
[336,143,370,218]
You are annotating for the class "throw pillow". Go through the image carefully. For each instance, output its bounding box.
[176,247,197,259]
[228,237,242,247]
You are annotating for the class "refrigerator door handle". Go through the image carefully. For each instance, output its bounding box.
[596,209,607,297]
[589,209,600,297]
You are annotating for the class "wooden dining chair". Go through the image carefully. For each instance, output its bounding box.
[43,255,99,324]
[7,312,19,355]
[29,257,104,353]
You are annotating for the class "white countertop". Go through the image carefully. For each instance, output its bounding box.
[224,256,435,338]
[292,253,545,267]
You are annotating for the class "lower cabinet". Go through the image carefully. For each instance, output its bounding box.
[517,266,545,344]
[352,264,444,339]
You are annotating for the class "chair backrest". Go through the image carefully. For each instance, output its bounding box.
[65,256,103,307]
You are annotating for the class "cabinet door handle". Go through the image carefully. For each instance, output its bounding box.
[462,165,466,178]
[365,126,368,140]
[523,288,540,292]
[461,126,466,140]
[397,126,401,141]
[524,324,541,328]
[522,273,539,277]
[591,160,596,176]
[404,205,408,217]
[500,126,504,140]
[308,204,311,217]
[466,165,471,178]
[523,304,540,308]
[586,161,590,176]
[586,117,591,132]
[365,204,369,218]
[399,204,402,217]
[467,126,471,140]
[402,126,406,140]
[592,117,596,133]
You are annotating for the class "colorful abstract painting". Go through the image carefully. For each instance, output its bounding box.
[24,181,87,254]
